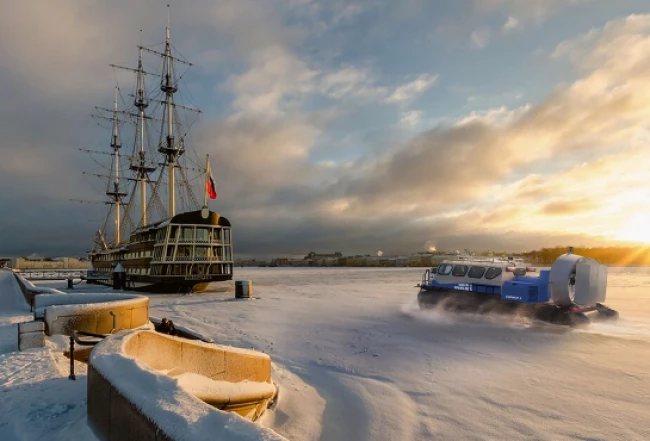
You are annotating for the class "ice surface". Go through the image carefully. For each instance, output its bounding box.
[148,267,650,441]
[0,267,649,440]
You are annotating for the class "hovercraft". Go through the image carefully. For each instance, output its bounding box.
[417,247,618,327]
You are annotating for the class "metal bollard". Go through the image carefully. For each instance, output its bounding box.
[68,335,76,380]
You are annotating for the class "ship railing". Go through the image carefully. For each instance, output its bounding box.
[165,239,226,245]
[150,259,234,265]
[152,256,225,263]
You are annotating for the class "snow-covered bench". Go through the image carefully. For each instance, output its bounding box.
[33,293,149,336]
[88,329,285,441]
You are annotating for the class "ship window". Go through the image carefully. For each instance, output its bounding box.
[437,264,453,275]
[177,246,191,259]
[468,266,486,279]
[181,227,193,241]
[196,228,209,242]
[452,265,469,277]
[485,267,503,280]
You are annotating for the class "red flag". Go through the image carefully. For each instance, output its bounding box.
[206,172,217,200]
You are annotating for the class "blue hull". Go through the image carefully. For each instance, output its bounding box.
[417,286,599,327]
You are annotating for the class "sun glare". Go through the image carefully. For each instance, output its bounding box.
[613,213,650,244]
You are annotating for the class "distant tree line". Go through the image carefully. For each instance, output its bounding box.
[521,246,650,266]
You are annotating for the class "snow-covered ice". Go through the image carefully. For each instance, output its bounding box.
[1,267,650,440]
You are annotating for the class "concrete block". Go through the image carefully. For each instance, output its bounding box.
[87,366,112,441]
[18,321,44,333]
[131,332,182,370]
[88,329,282,441]
[109,388,157,441]
[18,331,45,350]
[131,303,150,328]
[224,350,271,383]
[180,342,226,379]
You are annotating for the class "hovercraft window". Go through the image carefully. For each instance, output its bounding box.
[468,266,486,279]
[452,265,469,277]
[513,267,527,276]
[437,264,453,275]
[484,267,503,280]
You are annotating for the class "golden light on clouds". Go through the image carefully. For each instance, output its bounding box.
[612,213,650,244]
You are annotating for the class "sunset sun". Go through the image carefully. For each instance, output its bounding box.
[612,213,650,244]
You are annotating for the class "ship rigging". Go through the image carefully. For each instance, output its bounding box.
[81,7,234,293]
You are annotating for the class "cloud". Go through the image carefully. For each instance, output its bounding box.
[436,0,589,48]
[475,0,590,25]
[226,53,437,115]
[245,13,650,251]
[541,198,598,216]
[470,28,491,49]
[3,6,650,256]
[386,74,438,103]
[399,110,424,127]
[225,45,318,115]
[503,16,520,33]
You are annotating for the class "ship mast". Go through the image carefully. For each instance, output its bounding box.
[106,87,128,244]
[109,30,158,230]
[132,33,152,225]
[137,5,198,221]
[160,5,180,217]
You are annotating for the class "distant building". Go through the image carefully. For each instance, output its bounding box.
[302,251,342,267]
[13,257,90,269]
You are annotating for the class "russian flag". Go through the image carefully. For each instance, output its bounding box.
[206,172,217,200]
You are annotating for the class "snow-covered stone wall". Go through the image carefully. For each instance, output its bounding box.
[88,329,286,441]
[33,293,149,336]
[12,271,63,305]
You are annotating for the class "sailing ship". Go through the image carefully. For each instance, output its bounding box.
[85,9,233,293]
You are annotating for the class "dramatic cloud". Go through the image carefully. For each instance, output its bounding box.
[1,2,649,257]
[217,13,650,254]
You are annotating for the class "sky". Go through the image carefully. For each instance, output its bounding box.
[1,0,650,258]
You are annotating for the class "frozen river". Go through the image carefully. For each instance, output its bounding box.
[1,267,649,440]
[150,267,650,441]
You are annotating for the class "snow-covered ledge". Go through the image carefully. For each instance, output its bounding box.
[88,329,286,441]
[33,293,149,336]
[12,271,64,305]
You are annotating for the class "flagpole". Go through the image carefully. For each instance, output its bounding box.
[203,153,210,209]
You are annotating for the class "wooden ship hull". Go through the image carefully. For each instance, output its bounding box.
[90,210,233,294]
